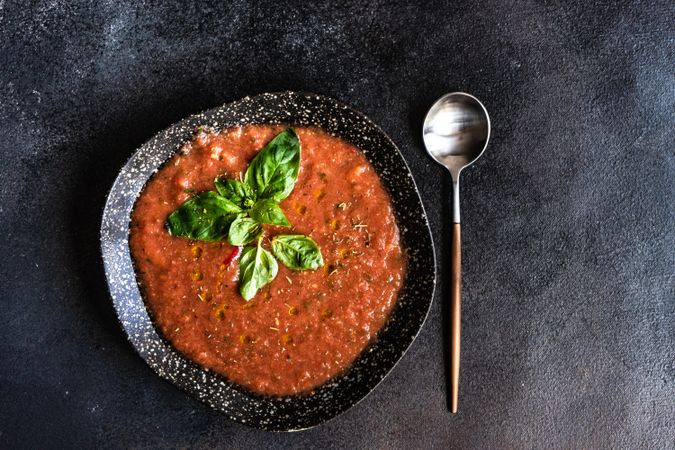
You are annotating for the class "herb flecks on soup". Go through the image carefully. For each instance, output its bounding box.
[130,125,405,396]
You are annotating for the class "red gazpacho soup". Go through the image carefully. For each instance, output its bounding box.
[130,124,405,396]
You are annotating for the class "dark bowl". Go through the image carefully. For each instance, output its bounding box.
[100,91,436,431]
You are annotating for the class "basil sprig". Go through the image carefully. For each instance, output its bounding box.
[165,128,323,300]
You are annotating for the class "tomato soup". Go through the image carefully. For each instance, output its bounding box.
[130,125,405,396]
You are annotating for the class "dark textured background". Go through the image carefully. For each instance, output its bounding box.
[1,0,673,448]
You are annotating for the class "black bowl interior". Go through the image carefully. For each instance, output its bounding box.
[100,91,436,431]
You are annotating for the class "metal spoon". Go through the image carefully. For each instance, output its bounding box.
[422,92,490,414]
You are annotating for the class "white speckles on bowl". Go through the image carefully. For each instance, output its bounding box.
[100,92,436,431]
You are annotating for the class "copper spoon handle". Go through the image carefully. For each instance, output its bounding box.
[450,223,461,414]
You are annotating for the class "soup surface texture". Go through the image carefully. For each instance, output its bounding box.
[130,125,405,396]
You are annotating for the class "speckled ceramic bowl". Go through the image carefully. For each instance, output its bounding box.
[100,92,436,431]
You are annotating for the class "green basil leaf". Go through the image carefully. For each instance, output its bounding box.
[214,177,256,209]
[228,216,263,246]
[249,199,290,227]
[239,240,278,300]
[166,192,242,242]
[271,235,324,270]
[244,128,300,202]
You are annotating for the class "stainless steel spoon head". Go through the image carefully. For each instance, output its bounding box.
[422,92,490,179]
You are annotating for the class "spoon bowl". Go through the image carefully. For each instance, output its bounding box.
[423,92,490,180]
[422,92,490,414]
